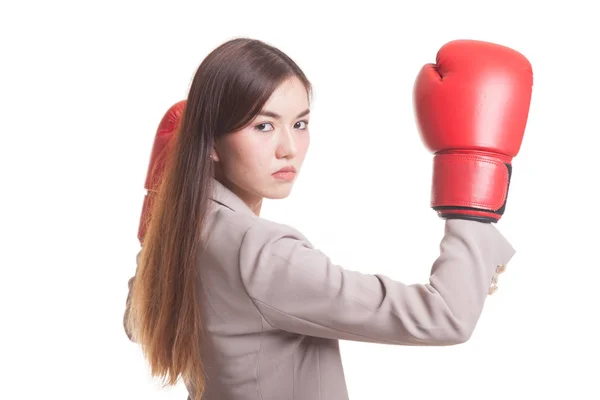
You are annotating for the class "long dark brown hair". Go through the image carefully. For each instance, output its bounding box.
[126,38,312,399]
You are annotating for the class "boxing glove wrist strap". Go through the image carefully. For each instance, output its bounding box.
[431,151,512,223]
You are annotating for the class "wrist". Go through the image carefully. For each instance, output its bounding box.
[430,151,513,221]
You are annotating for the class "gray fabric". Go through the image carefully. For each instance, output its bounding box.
[125,178,515,399]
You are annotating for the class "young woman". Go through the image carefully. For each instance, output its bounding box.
[124,37,528,400]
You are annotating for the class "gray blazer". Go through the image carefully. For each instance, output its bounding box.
[124,179,515,400]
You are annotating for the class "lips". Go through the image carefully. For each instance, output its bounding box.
[273,166,296,174]
[272,166,297,181]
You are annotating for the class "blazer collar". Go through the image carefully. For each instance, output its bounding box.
[209,178,255,216]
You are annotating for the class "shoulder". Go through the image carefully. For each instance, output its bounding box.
[243,215,312,253]
[237,215,324,285]
[204,202,313,257]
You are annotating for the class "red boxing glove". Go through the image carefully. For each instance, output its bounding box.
[137,100,187,244]
[413,39,533,223]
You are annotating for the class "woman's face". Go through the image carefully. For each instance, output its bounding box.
[212,76,310,211]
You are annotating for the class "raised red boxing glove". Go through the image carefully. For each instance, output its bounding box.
[413,39,533,223]
[137,100,187,244]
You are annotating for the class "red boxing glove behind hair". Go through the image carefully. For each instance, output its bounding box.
[138,100,187,244]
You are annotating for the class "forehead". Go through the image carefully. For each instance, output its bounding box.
[262,76,309,114]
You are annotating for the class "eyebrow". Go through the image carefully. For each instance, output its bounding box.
[258,108,310,119]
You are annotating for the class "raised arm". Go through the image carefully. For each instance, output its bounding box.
[239,218,513,345]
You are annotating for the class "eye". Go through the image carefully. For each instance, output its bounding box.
[294,120,309,130]
[255,122,274,132]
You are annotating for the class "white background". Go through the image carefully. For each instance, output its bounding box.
[2,0,599,399]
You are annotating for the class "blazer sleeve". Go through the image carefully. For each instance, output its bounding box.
[238,219,515,346]
[122,250,142,342]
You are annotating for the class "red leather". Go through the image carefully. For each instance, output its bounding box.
[413,39,533,222]
[137,100,187,244]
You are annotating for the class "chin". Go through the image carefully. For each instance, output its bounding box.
[262,183,294,199]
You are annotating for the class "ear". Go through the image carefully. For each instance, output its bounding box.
[211,146,220,162]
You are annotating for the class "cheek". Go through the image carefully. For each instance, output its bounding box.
[225,133,271,172]
[298,133,310,158]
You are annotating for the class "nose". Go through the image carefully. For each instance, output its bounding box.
[275,127,297,159]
